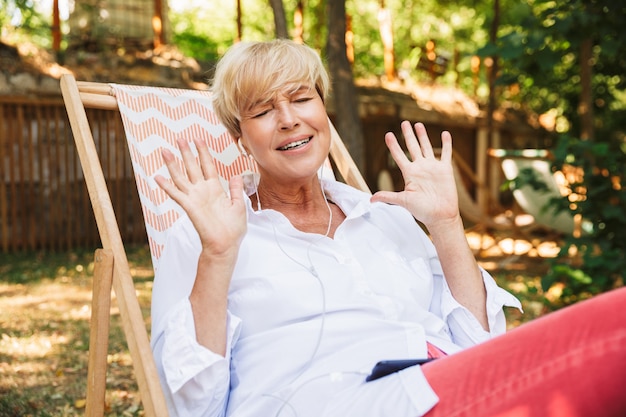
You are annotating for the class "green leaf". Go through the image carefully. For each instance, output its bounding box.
[476,42,499,57]
[591,142,610,156]
[499,45,525,60]
[602,205,623,220]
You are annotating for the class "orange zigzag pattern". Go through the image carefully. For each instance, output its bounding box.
[133,173,170,208]
[148,235,164,263]
[119,117,229,145]
[114,87,222,124]
[120,98,223,126]
[113,84,258,265]
[140,203,181,233]
[119,84,212,97]
[127,139,251,180]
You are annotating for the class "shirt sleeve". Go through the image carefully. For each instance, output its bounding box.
[153,298,242,417]
[368,202,522,348]
[150,215,242,416]
[430,261,523,348]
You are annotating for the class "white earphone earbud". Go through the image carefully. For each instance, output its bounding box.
[238,138,248,156]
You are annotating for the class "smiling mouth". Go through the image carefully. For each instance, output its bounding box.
[278,137,311,151]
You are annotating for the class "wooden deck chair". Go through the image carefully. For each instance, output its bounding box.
[59,74,370,417]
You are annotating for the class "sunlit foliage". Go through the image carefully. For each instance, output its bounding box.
[480,0,626,303]
[0,0,50,47]
[3,0,624,306]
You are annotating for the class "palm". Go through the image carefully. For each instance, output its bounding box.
[371,122,459,228]
[155,138,247,256]
[175,175,246,253]
[401,159,458,224]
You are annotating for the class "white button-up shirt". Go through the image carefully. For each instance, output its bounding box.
[151,179,521,417]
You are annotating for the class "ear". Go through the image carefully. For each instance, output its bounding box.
[237,138,249,156]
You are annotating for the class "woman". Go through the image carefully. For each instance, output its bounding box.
[151,39,626,417]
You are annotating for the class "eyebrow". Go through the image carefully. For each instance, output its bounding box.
[246,85,315,112]
[244,98,272,117]
[288,85,315,96]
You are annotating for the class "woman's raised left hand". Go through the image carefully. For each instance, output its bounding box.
[370,121,460,229]
[155,137,247,258]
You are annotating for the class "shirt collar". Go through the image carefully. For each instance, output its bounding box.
[320,179,373,219]
[242,178,374,221]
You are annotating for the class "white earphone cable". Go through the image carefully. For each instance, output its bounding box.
[256,165,335,417]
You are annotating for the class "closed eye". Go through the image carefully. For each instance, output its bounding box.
[249,104,274,118]
[252,109,271,118]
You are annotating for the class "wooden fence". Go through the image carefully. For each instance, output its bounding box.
[0,96,147,253]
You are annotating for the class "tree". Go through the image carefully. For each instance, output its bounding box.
[578,37,593,141]
[268,0,288,38]
[0,0,49,47]
[293,1,304,43]
[377,0,396,81]
[236,0,242,42]
[485,0,500,151]
[326,0,365,172]
[482,0,626,304]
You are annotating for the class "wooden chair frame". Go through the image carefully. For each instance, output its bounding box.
[59,74,369,416]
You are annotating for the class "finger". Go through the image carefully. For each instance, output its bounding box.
[193,138,219,180]
[370,190,403,207]
[384,131,411,170]
[413,122,435,159]
[401,120,422,161]
[229,175,245,205]
[440,131,453,163]
[155,173,186,204]
[177,138,204,183]
[161,148,191,193]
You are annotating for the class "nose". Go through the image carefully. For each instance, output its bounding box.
[276,102,299,130]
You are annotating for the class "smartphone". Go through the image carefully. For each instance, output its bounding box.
[365,358,435,382]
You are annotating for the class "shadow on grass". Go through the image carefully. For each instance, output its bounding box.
[0,245,154,285]
[0,245,152,416]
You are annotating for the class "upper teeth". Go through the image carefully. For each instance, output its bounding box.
[279,138,310,150]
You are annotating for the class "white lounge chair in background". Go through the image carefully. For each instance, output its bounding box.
[488,149,590,237]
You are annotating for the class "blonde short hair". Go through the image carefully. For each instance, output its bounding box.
[211,39,330,139]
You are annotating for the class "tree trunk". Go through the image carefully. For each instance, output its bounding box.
[486,0,500,147]
[326,0,365,172]
[312,0,326,51]
[294,1,304,44]
[52,0,61,51]
[269,0,289,39]
[236,0,242,42]
[378,1,395,81]
[152,0,165,48]
[484,0,500,214]
[578,38,594,141]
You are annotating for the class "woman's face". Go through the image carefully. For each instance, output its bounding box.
[239,84,330,185]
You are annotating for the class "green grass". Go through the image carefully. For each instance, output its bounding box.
[0,245,153,417]
[0,246,154,284]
